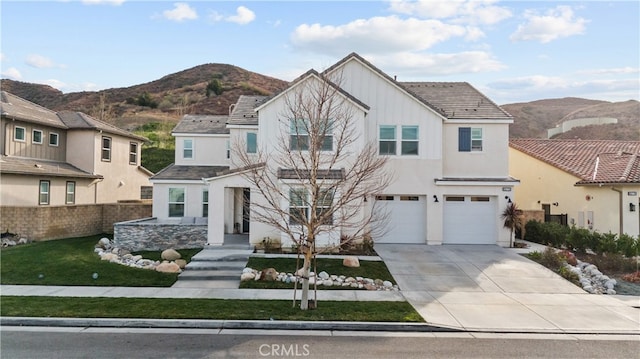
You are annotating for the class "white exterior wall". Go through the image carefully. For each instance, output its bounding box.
[174,134,229,166]
[443,122,510,178]
[228,127,258,170]
[152,181,208,220]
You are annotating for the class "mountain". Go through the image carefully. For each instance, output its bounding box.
[503,97,639,140]
[2,68,638,140]
[1,63,289,131]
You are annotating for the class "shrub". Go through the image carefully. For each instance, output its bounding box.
[206,78,223,97]
[539,247,563,271]
[566,227,592,254]
[543,222,570,248]
[524,220,544,244]
[617,233,638,258]
[595,232,618,255]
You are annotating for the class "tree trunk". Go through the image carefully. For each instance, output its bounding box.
[299,248,313,310]
[510,227,514,248]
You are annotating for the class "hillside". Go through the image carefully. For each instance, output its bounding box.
[1,63,289,131]
[2,70,638,140]
[503,98,639,140]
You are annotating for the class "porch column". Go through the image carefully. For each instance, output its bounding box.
[207,183,225,246]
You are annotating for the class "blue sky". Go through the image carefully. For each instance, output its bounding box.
[1,0,638,104]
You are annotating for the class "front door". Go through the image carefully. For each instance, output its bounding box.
[242,188,250,233]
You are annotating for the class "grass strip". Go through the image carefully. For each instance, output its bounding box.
[0,296,424,322]
[0,235,201,287]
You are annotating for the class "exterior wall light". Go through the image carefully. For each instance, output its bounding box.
[630,203,636,212]
[504,196,512,203]
[433,195,439,203]
[553,202,559,206]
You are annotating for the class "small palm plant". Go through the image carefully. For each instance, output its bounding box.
[501,202,524,248]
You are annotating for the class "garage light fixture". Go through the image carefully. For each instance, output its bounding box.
[504,196,512,203]
[631,203,636,212]
[433,195,439,203]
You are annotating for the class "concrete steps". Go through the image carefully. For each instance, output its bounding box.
[172,247,253,289]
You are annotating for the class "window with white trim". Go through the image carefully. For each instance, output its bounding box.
[49,133,59,146]
[379,125,396,155]
[66,181,76,204]
[129,142,138,165]
[246,132,257,153]
[288,188,334,225]
[289,119,332,151]
[39,180,50,205]
[401,126,418,155]
[32,129,43,144]
[101,136,112,161]
[168,188,185,217]
[14,126,25,141]
[183,139,193,159]
[458,127,483,152]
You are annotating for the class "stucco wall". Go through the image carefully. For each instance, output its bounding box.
[1,174,97,206]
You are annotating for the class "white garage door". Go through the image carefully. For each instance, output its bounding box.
[376,195,426,244]
[443,196,496,244]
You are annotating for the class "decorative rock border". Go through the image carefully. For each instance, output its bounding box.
[241,267,399,291]
[94,237,184,273]
[564,260,617,295]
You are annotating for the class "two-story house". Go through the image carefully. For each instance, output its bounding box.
[0,91,152,207]
[176,53,517,247]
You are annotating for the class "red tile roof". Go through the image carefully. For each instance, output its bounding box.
[510,139,640,184]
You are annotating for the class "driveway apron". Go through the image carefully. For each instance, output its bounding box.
[375,244,640,333]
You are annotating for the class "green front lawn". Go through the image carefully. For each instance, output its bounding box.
[0,235,201,287]
[241,257,395,289]
[0,296,424,322]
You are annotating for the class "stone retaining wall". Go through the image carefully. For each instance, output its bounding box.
[0,203,151,241]
[114,218,207,251]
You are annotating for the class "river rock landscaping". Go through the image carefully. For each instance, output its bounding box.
[94,238,185,273]
[241,267,398,291]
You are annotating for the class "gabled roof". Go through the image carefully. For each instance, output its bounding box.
[510,139,640,185]
[228,95,267,126]
[172,115,229,134]
[1,91,146,141]
[0,156,102,179]
[402,82,512,120]
[0,91,66,129]
[255,69,370,113]
[57,111,147,141]
[277,168,345,180]
[151,164,230,180]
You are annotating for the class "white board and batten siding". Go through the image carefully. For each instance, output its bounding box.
[443,195,497,244]
[375,195,426,244]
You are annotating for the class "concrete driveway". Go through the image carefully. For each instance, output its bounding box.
[375,244,640,333]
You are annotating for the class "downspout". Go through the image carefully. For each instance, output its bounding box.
[611,187,623,234]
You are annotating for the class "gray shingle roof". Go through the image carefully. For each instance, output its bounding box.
[0,156,102,179]
[151,164,230,180]
[0,91,66,129]
[401,82,512,120]
[172,115,230,134]
[57,110,147,141]
[228,95,267,125]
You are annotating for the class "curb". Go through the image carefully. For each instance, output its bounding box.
[3,317,640,335]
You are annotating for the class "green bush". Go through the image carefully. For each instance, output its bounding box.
[566,227,592,254]
[524,220,544,244]
[595,232,617,255]
[544,222,570,247]
[617,233,639,258]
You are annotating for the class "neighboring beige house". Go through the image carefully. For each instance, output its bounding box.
[153,53,519,247]
[509,139,640,237]
[0,91,153,207]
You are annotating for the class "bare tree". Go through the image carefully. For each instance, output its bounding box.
[91,92,115,123]
[234,71,392,310]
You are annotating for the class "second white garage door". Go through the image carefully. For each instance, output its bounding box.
[376,195,426,244]
[443,195,496,244]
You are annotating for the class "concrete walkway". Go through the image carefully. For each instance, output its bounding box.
[375,244,640,334]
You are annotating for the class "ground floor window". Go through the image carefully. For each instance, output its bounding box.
[168,188,185,217]
[39,180,50,205]
[202,190,209,217]
[66,181,76,204]
[288,187,334,225]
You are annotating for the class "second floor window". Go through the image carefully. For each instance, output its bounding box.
[458,127,483,152]
[401,126,419,155]
[14,126,25,141]
[379,125,396,155]
[49,133,59,146]
[183,139,193,159]
[289,119,332,152]
[380,125,419,156]
[101,136,112,161]
[129,142,138,165]
[247,132,257,154]
[32,129,43,144]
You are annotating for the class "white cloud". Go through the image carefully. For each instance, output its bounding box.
[209,6,256,25]
[226,6,255,25]
[510,6,588,43]
[2,67,22,80]
[163,2,198,22]
[577,67,639,76]
[291,16,468,55]
[25,54,64,69]
[43,79,68,91]
[81,0,126,5]
[389,0,512,25]
[368,51,506,77]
